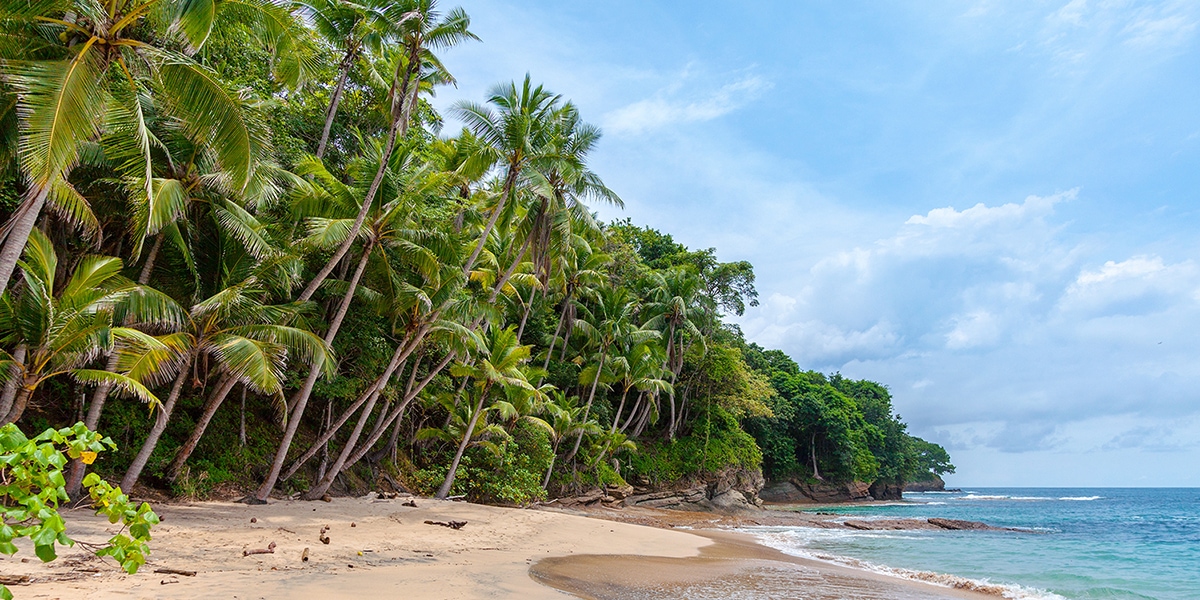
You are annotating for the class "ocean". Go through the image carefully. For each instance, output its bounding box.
[743,488,1200,600]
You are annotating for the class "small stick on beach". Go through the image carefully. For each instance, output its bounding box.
[424,519,467,530]
[154,568,197,577]
[243,541,277,556]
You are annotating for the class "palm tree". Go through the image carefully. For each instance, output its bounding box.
[541,238,609,372]
[564,287,657,462]
[435,326,536,499]
[302,0,398,159]
[295,0,476,302]
[540,392,598,488]
[120,280,332,490]
[255,138,464,501]
[642,268,704,438]
[610,342,671,435]
[452,75,561,276]
[0,0,306,295]
[0,230,178,424]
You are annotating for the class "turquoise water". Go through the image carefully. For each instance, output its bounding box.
[745,488,1200,599]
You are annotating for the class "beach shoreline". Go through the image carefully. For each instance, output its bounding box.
[0,496,1005,599]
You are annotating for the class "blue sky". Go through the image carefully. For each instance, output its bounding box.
[429,0,1200,486]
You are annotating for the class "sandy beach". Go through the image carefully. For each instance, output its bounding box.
[0,497,1000,599]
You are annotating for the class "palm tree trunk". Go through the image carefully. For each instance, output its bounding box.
[811,432,822,481]
[296,53,417,303]
[516,284,539,342]
[138,232,164,284]
[121,357,194,491]
[256,242,375,500]
[664,324,677,439]
[610,387,630,434]
[0,184,49,296]
[436,383,490,499]
[340,351,453,472]
[0,344,26,420]
[1,382,34,425]
[280,339,408,481]
[619,391,643,434]
[303,376,388,499]
[166,376,237,481]
[565,348,606,463]
[463,164,520,276]
[487,234,532,303]
[542,440,560,489]
[316,50,354,159]
[542,299,570,372]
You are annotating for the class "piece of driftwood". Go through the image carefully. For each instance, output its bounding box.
[423,520,467,530]
[402,500,417,507]
[243,541,277,556]
[154,568,197,577]
[0,575,30,586]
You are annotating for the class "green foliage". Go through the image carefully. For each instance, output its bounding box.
[627,406,761,485]
[413,421,551,505]
[0,423,157,599]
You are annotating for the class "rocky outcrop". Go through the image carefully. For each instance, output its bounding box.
[904,474,946,492]
[759,479,872,504]
[622,467,765,512]
[869,480,904,501]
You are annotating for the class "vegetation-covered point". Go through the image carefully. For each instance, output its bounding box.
[0,0,951,507]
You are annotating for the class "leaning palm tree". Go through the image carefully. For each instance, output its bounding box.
[302,0,399,159]
[435,326,537,499]
[0,230,179,424]
[540,392,598,488]
[452,75,562,276]
[564,287,657,461]
[120,279,332,491]
[642,267,705,437]
[0,0,308,295]
[296,0,476,302]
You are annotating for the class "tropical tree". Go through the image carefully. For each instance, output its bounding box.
[452,75,561,276]
[121,280,332,491]
[564,287,657,461]
[539,392,597,488]
[295,0,476,302]
[0,0,307,295]
[435,326,536,499]
[642,267,704,437]
[0,230,178,424]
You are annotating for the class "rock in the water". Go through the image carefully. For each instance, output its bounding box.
[928,518,993,530]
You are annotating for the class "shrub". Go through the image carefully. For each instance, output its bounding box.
[0,423,158,600]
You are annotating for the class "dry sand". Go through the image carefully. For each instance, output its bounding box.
[1,497,997,599]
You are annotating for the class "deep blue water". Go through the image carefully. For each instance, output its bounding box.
[745,488,1200,599]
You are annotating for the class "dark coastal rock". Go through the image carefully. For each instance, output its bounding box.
[927,518,995,531]
[868,481,905,501]
[622,466,766,512]
[904,475,947,492]
[759,479,873,504]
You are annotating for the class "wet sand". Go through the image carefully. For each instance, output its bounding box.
[532,529,995,600]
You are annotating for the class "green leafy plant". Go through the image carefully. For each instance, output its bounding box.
[0,423,158,600]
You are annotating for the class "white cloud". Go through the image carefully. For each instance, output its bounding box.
[945,310,1001,349]
[603,73,772,135]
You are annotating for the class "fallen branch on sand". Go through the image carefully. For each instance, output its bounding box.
[243,542,277,556]
[154,568,197,577]
[424,520,467,530]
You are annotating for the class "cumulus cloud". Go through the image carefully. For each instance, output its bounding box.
[739,189,1200,475]
[603,71,772,135]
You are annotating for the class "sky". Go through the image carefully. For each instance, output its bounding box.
[427,0,1200,487]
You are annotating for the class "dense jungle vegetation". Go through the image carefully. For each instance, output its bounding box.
[0,0,953,506]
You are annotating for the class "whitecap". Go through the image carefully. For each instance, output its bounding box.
[740,526,1068,600]
[1057,496,1101,501]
